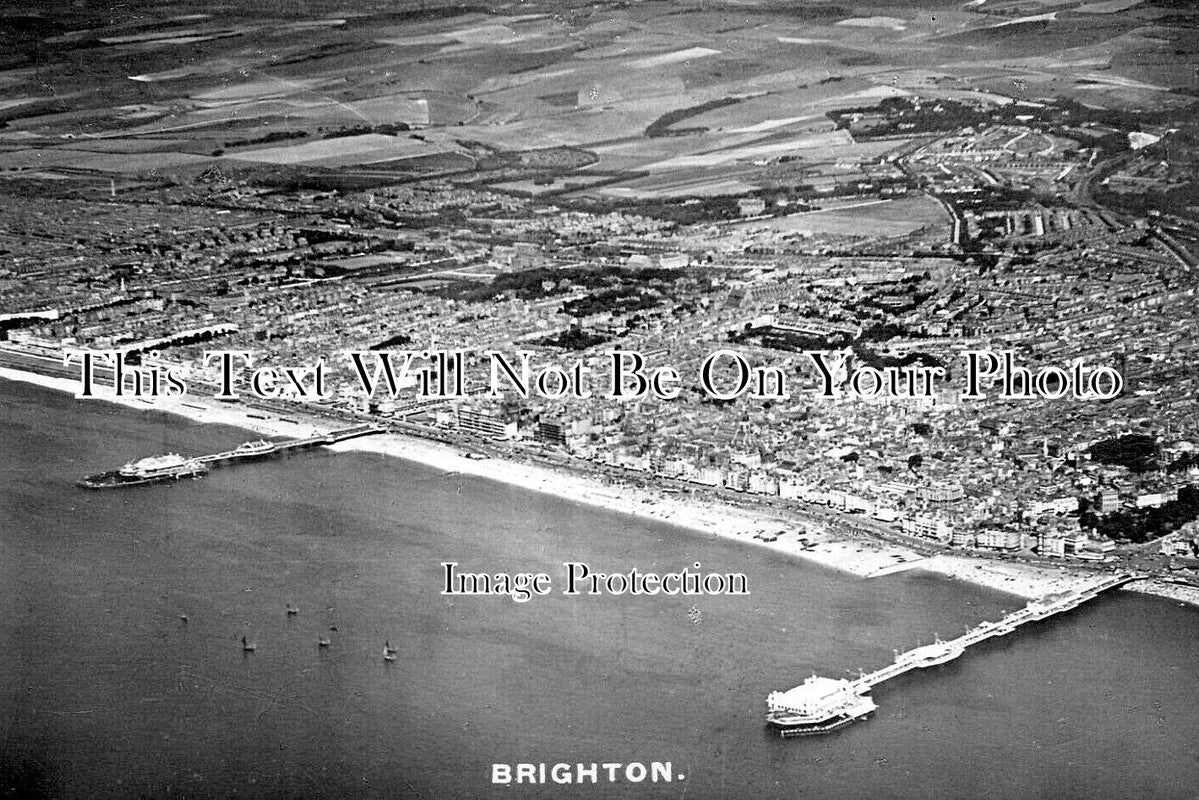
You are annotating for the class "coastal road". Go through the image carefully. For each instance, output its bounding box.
[0,344,1148,584]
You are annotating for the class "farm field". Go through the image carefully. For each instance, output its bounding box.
[0,0,1193,190]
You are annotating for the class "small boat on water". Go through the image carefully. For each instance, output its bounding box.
[242,636,256,652]
[317,637,330,648]
[383,641,398,661]
[286,605,298,616]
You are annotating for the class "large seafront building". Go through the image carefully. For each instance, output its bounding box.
[457,406,518,441]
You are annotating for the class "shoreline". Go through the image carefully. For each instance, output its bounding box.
[0,363,1171,605]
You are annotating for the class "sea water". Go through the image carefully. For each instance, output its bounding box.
[1,377,1197,799]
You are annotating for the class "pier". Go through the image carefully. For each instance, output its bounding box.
[849,573,1142,692]
[79,424,385,489]
[195,424,384,465]
[768,573,1144,734]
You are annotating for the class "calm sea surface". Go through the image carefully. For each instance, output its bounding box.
[1,377,1197,799]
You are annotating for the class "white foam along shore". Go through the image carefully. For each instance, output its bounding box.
[0,364,1139,602]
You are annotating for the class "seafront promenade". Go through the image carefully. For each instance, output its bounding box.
[0,347,1190,606]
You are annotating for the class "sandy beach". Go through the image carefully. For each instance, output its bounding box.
[0,363,1144,603]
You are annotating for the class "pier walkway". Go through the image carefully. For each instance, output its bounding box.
[195,424,384,465]
[850,573,1143,692]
